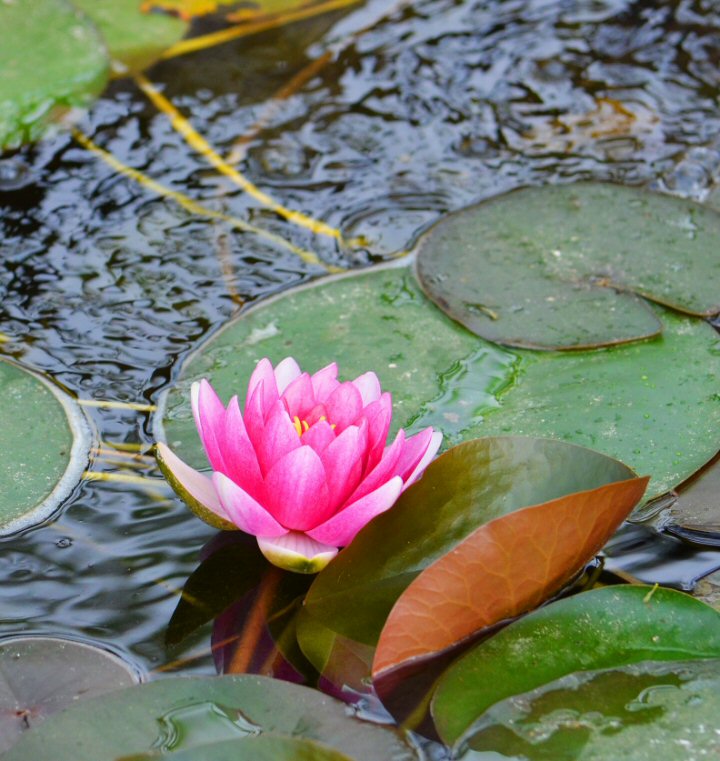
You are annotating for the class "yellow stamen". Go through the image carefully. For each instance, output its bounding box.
[293,416,303,436]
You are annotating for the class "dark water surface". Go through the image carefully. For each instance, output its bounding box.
[1,0,720,689]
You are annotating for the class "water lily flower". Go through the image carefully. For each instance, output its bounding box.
[157,358,442,573]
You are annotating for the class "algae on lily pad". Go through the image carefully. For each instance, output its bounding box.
[0,358,91,534]
[0,0,108,150]
[416,182,720,349]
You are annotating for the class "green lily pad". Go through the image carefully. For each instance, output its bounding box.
[0,358,91,535]
[0,0,109,150]
[124,735,353,761]
[304,437,637,648]
[155,264,517,470]
[482,307,720,501]
[71,0,188,73]
[2,675,417,761]
[0,636,138,754]
[416,182,720,349]
[461,658,720,761]
[430,585,720,746]
[156,265,720,506]
[663,454,720,544]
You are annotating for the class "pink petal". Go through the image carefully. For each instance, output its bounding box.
[319,424,367,511]
[311,362,339,402]
[402,429,443,489]
[307,476,403,547]
[213,472,287,537]
[352,371,382,406]
[156,442,229,521]
[255,403,301,475]
[191,380,229,474]
[281,373,315,420]
[363,393,393,470]
[346,429,405,504]
[221,396,263,498]
[243,381,267,450]
[301,419,337,453]
[245,358,279,417]
[264,446,331,531]
[256,532,338,574]
[274,357,302,394]
[325,382,363,433]
[305,402,329,427]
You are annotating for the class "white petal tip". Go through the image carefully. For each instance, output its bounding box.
[257,532,338,574]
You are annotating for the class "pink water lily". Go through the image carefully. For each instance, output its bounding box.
[157,357,442,573]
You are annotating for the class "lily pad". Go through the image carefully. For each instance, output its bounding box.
[2,675,417,761]
[0,358,91,535]
[72,0,189,73]
[482,307,720,501]
[415,182,720,349]
[461,659,720,761]
[430,585,720,746]
[155,264,517,469]
[304,437,638,648]
[0,636,138,754]
[124,735,353,761]
[0,0,108,150]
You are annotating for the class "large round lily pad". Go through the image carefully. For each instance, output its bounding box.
[156,265,720,504]
[0,636,138,754]
[2,675,417,761]
[72,0,188,73]
[0,358,91,535]
[415,182,720,349]
[0,0,109,150]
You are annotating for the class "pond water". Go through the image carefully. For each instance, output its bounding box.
[1,0,720,744]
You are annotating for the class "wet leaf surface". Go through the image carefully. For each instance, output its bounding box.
[373,474,648,677]
[305,437,637,647]
[416,183,720,348]
[0,0,108,149]
[460,659,720,761]
[2,675,417,761]
[430,585,720,746]
[0,358,91,535]
[0,637,138,754]
[664,453,720,541]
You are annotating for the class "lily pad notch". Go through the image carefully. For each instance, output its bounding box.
[415,182,720,350]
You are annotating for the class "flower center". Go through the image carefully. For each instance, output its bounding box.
[293,415,335,436]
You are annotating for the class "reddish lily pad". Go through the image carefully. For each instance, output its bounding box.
[416,182,720,349]
[304,437,639,648]
[373,472,648,678]
[0,636,138,754]
[430,585,720,746]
